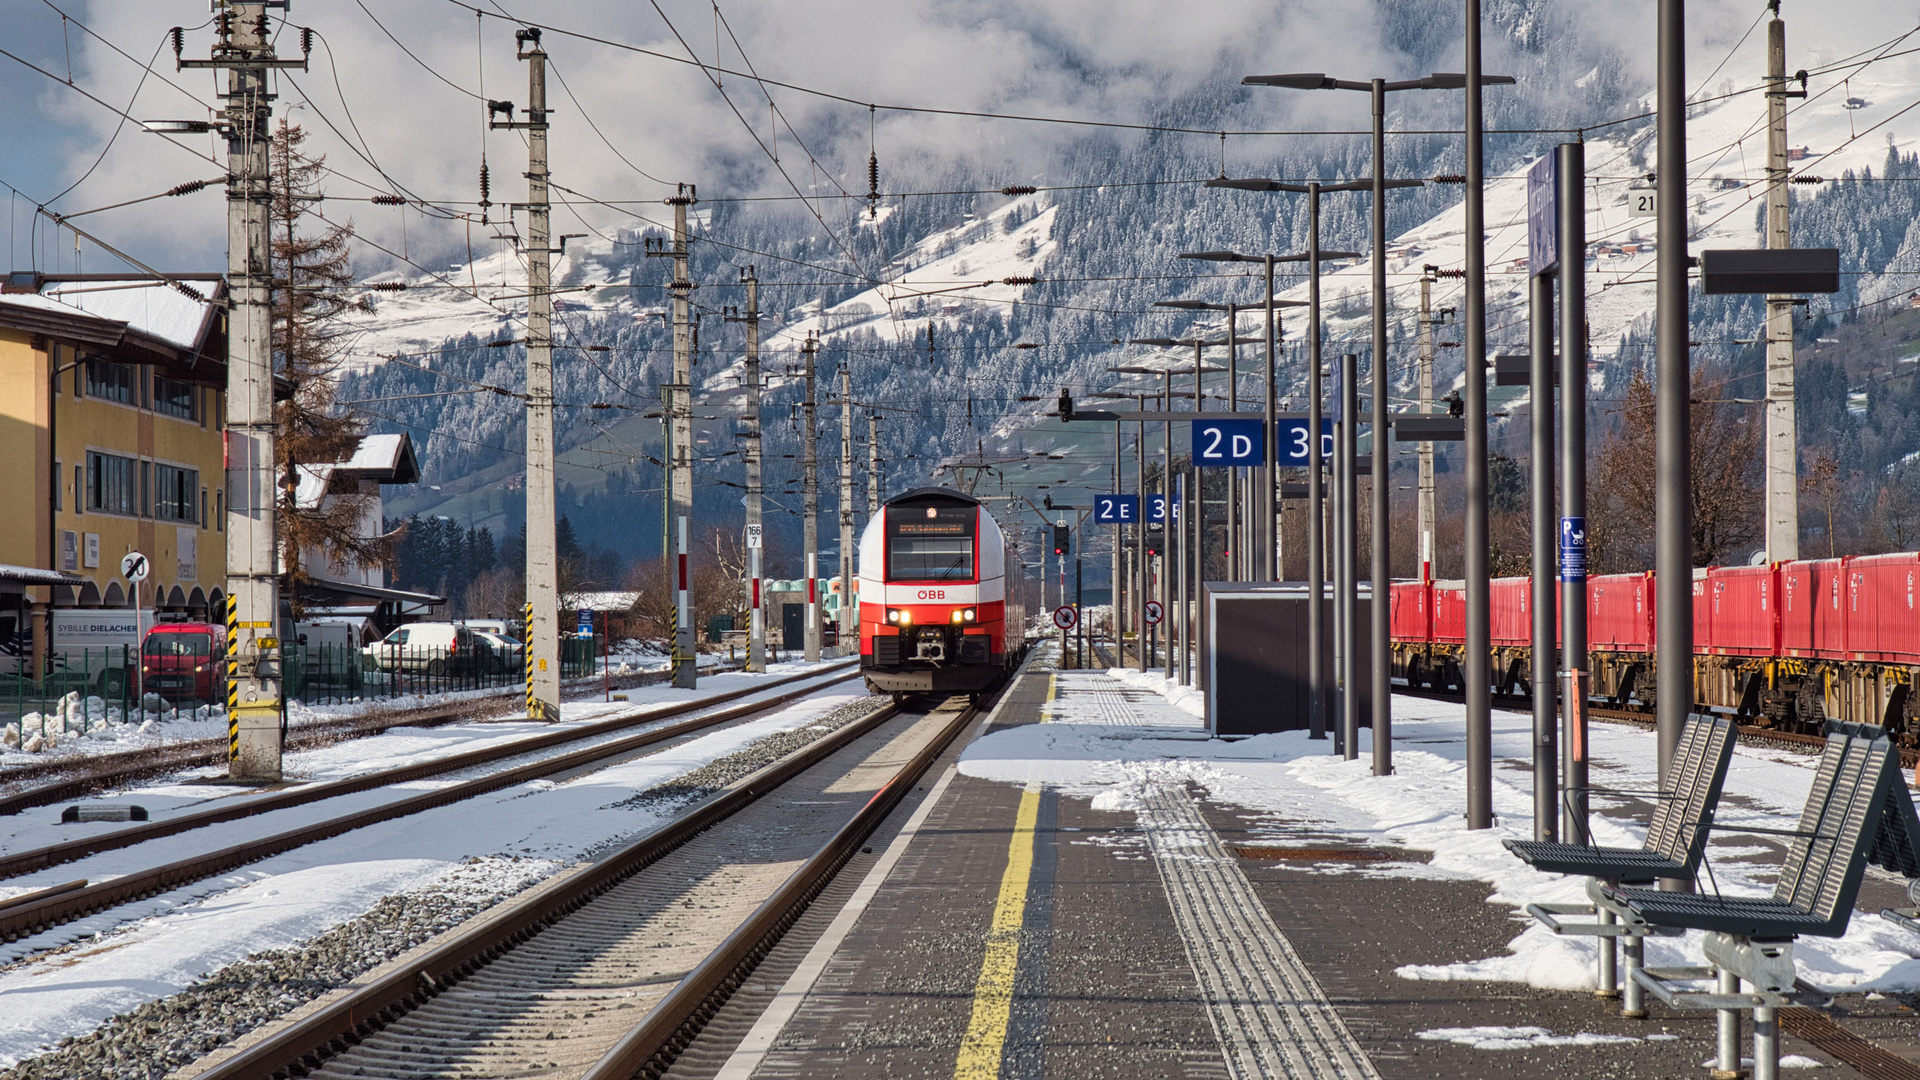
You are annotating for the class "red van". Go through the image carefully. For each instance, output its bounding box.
[142,622,226,703]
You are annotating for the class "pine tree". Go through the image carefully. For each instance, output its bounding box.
[271,120,393,609]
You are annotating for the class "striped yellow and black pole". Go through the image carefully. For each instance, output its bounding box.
[225,595,240,760]
[524,601,536,717]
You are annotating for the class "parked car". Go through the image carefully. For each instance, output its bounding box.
[363,622,481,676]
[141,622,226,703]
[470,630,524,675]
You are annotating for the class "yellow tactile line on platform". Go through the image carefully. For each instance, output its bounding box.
[952,780,1041,1080]
[1040,675,1056,722]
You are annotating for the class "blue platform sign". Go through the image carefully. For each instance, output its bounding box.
[576,609,596,633]
[1558,516,1587,583]
[1276,418,1335,466]
[1093,494,1139,524]
[1528,153,1559,277]
[1145,492,1181,524]
[1192,417,1264,467]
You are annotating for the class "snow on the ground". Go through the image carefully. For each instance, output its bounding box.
[0,661,857,1067]
[1417,1025,1641,1049]
[957,671,1920,996]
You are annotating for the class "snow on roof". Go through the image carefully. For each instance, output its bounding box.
[293,463,334,510]
[563,590,639,612]
[338,433,412,475]
[39,280,212,350]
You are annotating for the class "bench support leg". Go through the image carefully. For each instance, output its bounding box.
[1596,907,1620,997]
[1752,1005,1778,1080]
[1621,933,1647,1018]
[1713,968,1743,1080]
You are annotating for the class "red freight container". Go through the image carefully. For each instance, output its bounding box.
[1588,572,1654,653]
[1490,576,1532,646]
[1703,564,1779,657]
[1432,579,1466,644]
[1844,552,1920,663]
[1390,580,1432,644]
[1780,559,1846,658]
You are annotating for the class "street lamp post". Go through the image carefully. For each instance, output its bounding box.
[1242,70,1507,774]
[1192,193,1361,742]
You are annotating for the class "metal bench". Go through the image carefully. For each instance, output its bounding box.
[1505,713,1735,1014]
[1866,736,1920,933]
[1602,723,1898,1080]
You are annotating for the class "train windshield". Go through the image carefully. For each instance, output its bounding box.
[888,504,975,581]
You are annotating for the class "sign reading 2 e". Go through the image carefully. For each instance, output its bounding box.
[1093,494,1139,524]
[1192,417,1265,467]
[1275,418,1335,466]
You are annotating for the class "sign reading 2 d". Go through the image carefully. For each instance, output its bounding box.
[1275,418,1335,466]
[1093,494,1139,524]
[1192,417,1265,467]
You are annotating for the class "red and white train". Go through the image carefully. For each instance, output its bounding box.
[858,487,1025,696]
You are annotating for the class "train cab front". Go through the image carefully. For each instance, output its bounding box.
[859,489,1004,694]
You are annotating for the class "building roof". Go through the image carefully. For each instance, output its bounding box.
[292,432,421,508]
[0,563,86,586]
[563,590,640,612]
[0,274,225,374]
[38,278,216,351]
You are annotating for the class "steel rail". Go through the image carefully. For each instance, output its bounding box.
[0,661,748,817]
[183,691,945,1080]
[0,665,862,943]
[581,697,981,1080]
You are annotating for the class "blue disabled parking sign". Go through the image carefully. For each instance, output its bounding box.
[1093,494,1139,524]
[577,609,596,633]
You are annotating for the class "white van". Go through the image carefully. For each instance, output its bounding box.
[363,622,481,675]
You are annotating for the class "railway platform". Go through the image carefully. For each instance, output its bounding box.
[705,644,1920,1080]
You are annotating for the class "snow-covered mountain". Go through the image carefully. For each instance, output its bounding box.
[333,2,1920,573]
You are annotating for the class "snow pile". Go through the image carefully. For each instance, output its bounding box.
[1417,1026,1641,1050]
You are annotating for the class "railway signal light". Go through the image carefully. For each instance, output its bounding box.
[1052,525,1069,555]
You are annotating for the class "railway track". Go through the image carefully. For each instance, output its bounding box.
[0,662,748,818]
[179,688,984,1080]
[1394,682,1920,769]
[0,664,862,946]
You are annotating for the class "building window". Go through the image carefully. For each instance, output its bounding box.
[73,464,83,515]
[216,489,224,531]
[141,460,151,517]
[154,464,198,522]
[84,359,136,405]
[87,451,135,515]
[201,487,209,528]
[52,459,61,512]
[153,375,198,421]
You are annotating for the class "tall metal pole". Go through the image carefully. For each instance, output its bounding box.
[1463,0,1494,829]
[667,187,697,689]
[1370,79,1394,775]
[1226,304,1240,581]
[1307,183,1328,740]
[1530,268,1557,843]
[742,270,765,673]
[1163,370,1175,681]
[1418,273,1436,579]
[1558,140,1591,845]
[1340,351,1360,760]
[1190,338,1205,684]
[1137,415,1149,672]
[802,337,821,662]
[1656,0,1691,792]
[1177,468,1190,684]
[1264,256,1279,581]
[1114,419,1125,656]
[1764,11,1798,561]
[839,364,856,646]
[185,3,302,780]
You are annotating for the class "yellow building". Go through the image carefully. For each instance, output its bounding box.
[0,272,228,671]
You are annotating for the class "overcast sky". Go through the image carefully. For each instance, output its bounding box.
[2,0,1913,278]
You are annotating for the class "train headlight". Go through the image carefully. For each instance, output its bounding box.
[951,610,965,623]
[964,608,976,621]
[886,608,898,623]
[887,608,910,626]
